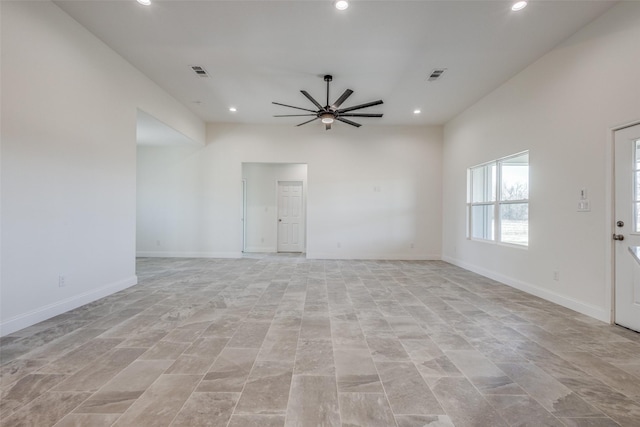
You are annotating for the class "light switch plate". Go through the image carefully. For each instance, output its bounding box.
[577,200,591,212]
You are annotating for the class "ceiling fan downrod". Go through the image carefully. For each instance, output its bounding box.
[324,74,332,108]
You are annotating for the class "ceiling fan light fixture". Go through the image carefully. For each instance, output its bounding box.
[321,113,335,124]
[511,1,528,11]
[334,0,349,11]
[137,0,151,6]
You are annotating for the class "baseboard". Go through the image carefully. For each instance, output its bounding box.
[136,251,242,259]
[0,275,138,337]
[306,252,441,261]
[243,247,277,253]
[442,255,608,323]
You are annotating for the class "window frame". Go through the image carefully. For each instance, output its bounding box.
[634,140,640,233]
[467,151,529,247]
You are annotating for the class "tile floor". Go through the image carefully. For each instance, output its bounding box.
[1,255,640,426]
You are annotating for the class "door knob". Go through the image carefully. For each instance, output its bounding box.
[617,220,624,227]
[613,234,625,241]
[278,219,282,222]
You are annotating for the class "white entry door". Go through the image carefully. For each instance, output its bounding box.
[614,123,640,332]
[277,181,304,252]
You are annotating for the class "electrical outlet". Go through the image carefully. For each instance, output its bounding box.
[337,242,341,248]
[410,243,415,249]
[156,240,161,247]
[58,275,66,287]
[553,271,560,281]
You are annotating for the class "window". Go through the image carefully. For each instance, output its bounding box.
[468,151,529,246]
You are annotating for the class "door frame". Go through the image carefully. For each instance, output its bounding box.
[276,180,306,253]
[608,120,640,325]
[241,179,247,253]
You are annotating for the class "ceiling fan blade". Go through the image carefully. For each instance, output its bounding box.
[325,123,332,131]
[273,114,317,117]
[338,100,384,114]
[336,117,362,128]
[339,113,383,118]
[300,90,324,110]
[272,102,317,113]
[296,117,319,127]
[331,89,354,109]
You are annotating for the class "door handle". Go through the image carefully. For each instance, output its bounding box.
[278,219,282,222]
[613,234,625,241]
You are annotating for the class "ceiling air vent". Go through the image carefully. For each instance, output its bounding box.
[190,65,209,78]
[427,68,446,81]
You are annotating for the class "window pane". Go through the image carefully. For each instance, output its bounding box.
[471,164,496,203]
[500,203,528,245]
[501,153,529,201]
[635,202,640,233]
[471,205,494,240]
[636,171,640,201]
[635,139,640,170]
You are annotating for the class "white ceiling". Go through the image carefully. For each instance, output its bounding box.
[55,0,615,127]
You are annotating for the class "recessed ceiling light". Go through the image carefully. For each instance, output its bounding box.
[334,0,349,11]
[137,0,151,6]
[414,109,421,115]
[511,1,528,11]
[229,107,237,113]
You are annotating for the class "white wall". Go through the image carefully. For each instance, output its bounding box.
[136,144,207,257]
[242,163,307,253]
[137,124,443,260]
[0,1,205,335]
[442,2,640,322]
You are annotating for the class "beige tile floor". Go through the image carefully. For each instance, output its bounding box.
[1,255,640,426]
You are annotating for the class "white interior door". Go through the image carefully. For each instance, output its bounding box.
[277,181,304,253]
[614,123,640,332]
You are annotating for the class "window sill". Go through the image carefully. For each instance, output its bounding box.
[467,237,528,250]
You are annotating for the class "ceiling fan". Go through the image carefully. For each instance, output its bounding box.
[272,75,383,130]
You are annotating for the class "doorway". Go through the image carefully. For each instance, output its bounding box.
[241,163,307,253]
[241,179,247,252]
[614,123,640,332]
